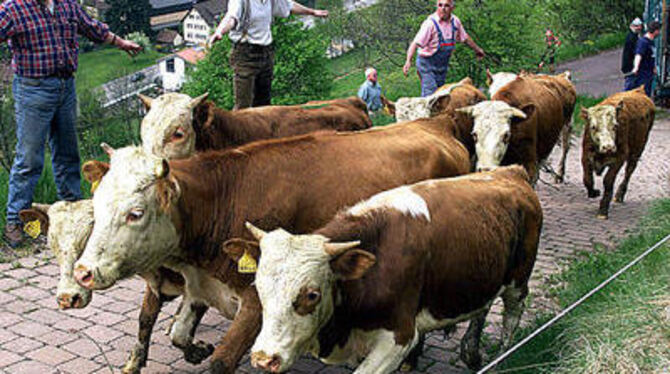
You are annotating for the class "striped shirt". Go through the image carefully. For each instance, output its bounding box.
[0,0,109,78]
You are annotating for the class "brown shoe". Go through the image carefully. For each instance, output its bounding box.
[3,223,24,249]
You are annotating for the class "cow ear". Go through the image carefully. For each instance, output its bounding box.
[156,175,180,213]
[460,77,473,86]
[138,94,153,111]
[430,94,451,114]
[580,107,589,121]
[330,249,376,281]
[19,208,50,235]
[82,160,110,184]
[193,100,215,130]
[615,101,624,119]
[223,238,260,263]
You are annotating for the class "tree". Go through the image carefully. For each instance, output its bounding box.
[183,17,332,108]
[104,0,152,38]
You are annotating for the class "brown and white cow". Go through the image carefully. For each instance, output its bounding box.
[72,114,471,373]
[244,165,542,373]
[139,93,371,159]
[581,85,655,219]
[458,72,576,183]
[486,69,518,97]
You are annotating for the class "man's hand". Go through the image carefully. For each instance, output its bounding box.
[118,39,142,57]
[209,31,224,47]
[312,9,329,17]
[403,61,411,76]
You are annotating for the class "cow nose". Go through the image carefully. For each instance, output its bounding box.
[251,351,282,372]
[477,166,493,172]
[73,265,95,289]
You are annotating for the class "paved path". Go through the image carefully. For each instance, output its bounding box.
[557,48,625,98]
[1,50,669,373]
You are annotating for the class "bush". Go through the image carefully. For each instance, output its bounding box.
[183,17,332,108]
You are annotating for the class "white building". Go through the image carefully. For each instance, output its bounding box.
[157,47,207,91]
[182,0,226,45]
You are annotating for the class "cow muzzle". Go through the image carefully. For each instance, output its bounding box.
[598,144,616,154]
[477,166,496,172]
[57,292,88,309]
[251,351,282,373]
[73,264,95,289]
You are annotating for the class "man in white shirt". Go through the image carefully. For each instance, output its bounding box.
[210,0,328,109]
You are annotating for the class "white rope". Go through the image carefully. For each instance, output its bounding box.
[477,233,670,374]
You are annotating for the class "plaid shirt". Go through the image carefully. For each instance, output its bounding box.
[0,0,109,78]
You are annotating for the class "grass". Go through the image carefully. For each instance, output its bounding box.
[76,46,166,92]
[556,32,625,64]
[493,199,670,374]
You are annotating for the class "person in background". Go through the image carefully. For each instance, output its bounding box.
[631,20,661,97]
[0,0,141,250]
[538,28,561,72]
[622,17,643,90]
[209,0,329,109]
[402,0,485,97]
[357,67,382,113]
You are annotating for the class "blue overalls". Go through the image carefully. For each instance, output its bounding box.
[416,18,456,97]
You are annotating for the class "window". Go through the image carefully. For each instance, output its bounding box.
[166,58,175,73]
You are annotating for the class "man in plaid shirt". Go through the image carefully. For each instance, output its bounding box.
[0,0,141,249]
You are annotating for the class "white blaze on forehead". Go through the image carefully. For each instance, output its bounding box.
[348,185,431,221]
[141,93,195,159]
[586,105,618,151]
[252,229,335,370]
[468,101,521,169]
[488,72,517,97]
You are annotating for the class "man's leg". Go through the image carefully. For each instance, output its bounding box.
[624,74,637,91]
[230,45,256,110]
[5,77,56,246]
[49,77,81,202]
[251,45,274,107]
[420,70,438,97]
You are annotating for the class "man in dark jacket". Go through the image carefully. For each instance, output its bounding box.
[631,20,662,96]
[623,17,643,90]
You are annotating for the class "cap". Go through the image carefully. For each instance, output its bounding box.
[365,67,376,78]
[631,18,643,26]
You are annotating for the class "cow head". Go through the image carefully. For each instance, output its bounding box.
[139,92,208,159]
[74,146,181,290]
[243,223,374,373]
[458,101,534,172]
[581,103,622,154]
[20,200,95,309]
[486,70,518,97]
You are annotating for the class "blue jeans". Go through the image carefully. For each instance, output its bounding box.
[6,75,81,224]
[623,74,637,91]
[416,54,451,97]
[633,73,654,97]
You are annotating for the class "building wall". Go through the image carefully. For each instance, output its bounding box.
[183,9,211,44]
[159,57,187,91]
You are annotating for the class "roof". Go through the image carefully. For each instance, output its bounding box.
[156,29,181,43]
[191,0,227,27]
[150,10,189,27]
[150,0,194,9]
[176,47,207,65]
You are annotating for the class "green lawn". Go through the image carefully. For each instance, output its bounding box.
[76,47,166,92]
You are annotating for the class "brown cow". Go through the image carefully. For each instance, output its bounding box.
[457,72,576,183]
[73,115,471,374]
[139,93,371,159]
[245,166,542,373]
[580,85,655,219]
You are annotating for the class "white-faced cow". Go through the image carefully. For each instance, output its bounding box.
[458,72,576,183]
[72,113,471,373]
[139,93,371,159]
[581,85,655,219]
[486,69,518,97]
[245,165,542,373]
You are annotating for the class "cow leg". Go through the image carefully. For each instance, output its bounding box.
[122,285,163,374]
[582,159,600,198]
[555,121,572,183]
[353,329,419,374]
[169,298,214,364]
[598,162,624,219]
[614,158,639,203]
[400,333,424,371]
[210,287,262,374]
[501,283,528,348]
[460,309,488,370]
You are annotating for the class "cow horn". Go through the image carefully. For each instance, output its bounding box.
[455,106,475,116]
[100,143,114,156]
[190,92,209,109]
[324,241,361,257]
[510,108,527,119]
[138,94,153,110]
[245,222,267,241]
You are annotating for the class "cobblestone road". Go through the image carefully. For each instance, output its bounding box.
[1,50,669,373]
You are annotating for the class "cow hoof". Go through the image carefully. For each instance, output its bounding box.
[596,214,608,220]
[554,175,564,184]
[184,341,215,364]
[587,190,601,198]
[122,344,147,374]
[399,362,413,372]
[614,196,625,204]
[210,359,232,374]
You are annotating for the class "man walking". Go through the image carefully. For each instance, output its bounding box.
[357,67,382,113]
[631,20,661,97]
[0,0,141,248]
[402,0,485,97]
[622,17,643,90]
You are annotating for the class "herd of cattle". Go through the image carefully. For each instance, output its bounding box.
[16,70,655,374]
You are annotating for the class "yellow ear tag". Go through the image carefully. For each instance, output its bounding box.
[90,180,100,194]
[24,220,41,239]
[238,250,257,274]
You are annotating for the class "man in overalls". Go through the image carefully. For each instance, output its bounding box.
[402,0,485,97]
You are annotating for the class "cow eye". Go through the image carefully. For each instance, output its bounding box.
[126,208,144,223]
[171,127,186,142]
[471,132,478,142]
[293,287,322,315]
[306,290,321,303]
